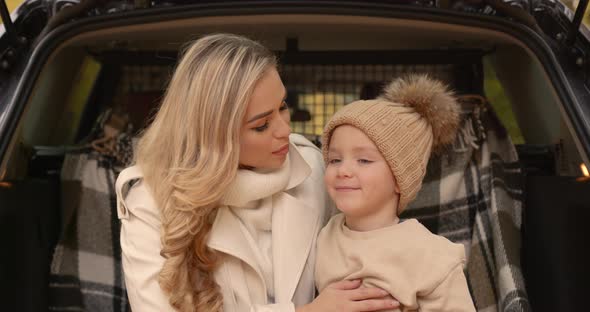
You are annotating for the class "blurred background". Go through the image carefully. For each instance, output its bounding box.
[6,0,21,14]
[3,0,590,144]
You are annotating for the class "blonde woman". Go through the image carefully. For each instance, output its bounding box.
[115,34,399,312]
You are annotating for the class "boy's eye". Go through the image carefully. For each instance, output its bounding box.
[253,121,269,132]
[328,158,341,164]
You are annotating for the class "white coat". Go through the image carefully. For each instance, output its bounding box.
[115,134,330,312]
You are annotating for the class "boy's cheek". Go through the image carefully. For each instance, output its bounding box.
[327,188,339,202]
[323,169,333,184]
[324,171,337,188]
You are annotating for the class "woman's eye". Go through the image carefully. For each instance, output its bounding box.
[253,121,269,132]
[358,159,373,164]
[279,100,289,111]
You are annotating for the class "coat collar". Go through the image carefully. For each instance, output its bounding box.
[207,141,319,303]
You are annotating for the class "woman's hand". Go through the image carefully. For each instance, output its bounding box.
[297,279,400,312]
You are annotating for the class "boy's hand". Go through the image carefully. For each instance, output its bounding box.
[297,279,399,312]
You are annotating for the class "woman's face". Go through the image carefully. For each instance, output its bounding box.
[239,68,291,170]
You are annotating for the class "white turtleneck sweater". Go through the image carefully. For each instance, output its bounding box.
[220,151,297,303]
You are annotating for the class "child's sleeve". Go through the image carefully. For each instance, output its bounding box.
[418,263,476,312]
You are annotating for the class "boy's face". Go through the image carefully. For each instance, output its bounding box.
[324,125,400,220]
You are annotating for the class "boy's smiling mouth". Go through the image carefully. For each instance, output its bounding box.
[334,186,361,192]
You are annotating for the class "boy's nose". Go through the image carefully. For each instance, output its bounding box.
[337,162,353,178]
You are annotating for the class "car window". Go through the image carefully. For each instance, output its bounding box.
[282,64,460,142]
[285,64,453,138]
[4,0,22,16]
[484,60,524,144]
[280,62,525,145]
[562,0,590,28]
[20,54,101,146]
[70,60,523,146]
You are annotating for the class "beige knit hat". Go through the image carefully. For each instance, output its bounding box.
[322,74,461,214]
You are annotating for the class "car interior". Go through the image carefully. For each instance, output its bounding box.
[1,13,589,311]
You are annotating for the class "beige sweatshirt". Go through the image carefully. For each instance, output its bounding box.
[315,214,475,312]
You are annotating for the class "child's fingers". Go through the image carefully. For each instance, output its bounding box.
[327,279,362,290]
[348,287,390,301]
[353,298,400,311]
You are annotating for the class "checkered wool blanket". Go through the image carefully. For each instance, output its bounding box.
[402,95,530,311]
[48,150,131,312]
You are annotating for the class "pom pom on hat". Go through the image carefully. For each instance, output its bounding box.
[379,74,460,154]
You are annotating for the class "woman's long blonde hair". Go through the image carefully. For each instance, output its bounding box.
[134,33,276,311]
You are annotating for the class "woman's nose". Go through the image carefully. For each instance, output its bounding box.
[275,115,291,138]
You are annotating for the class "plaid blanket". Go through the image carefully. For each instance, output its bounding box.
[48,150,131,312]
[402,95,530,311]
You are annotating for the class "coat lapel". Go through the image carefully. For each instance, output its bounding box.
[271,192,320,303]
[207,206,265,287]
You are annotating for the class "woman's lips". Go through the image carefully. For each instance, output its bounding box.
[273,144,289,156]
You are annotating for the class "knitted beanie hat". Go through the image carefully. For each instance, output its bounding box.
[322,74,461,214]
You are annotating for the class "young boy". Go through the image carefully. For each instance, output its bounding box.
[315,75,476,311]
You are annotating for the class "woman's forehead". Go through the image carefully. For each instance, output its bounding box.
[244,69,286,119]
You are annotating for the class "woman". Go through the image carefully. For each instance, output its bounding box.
[115,33,399,312]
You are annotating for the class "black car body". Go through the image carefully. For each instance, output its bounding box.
[1,0,589,311]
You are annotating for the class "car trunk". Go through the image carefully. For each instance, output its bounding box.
[1,3,589,311]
